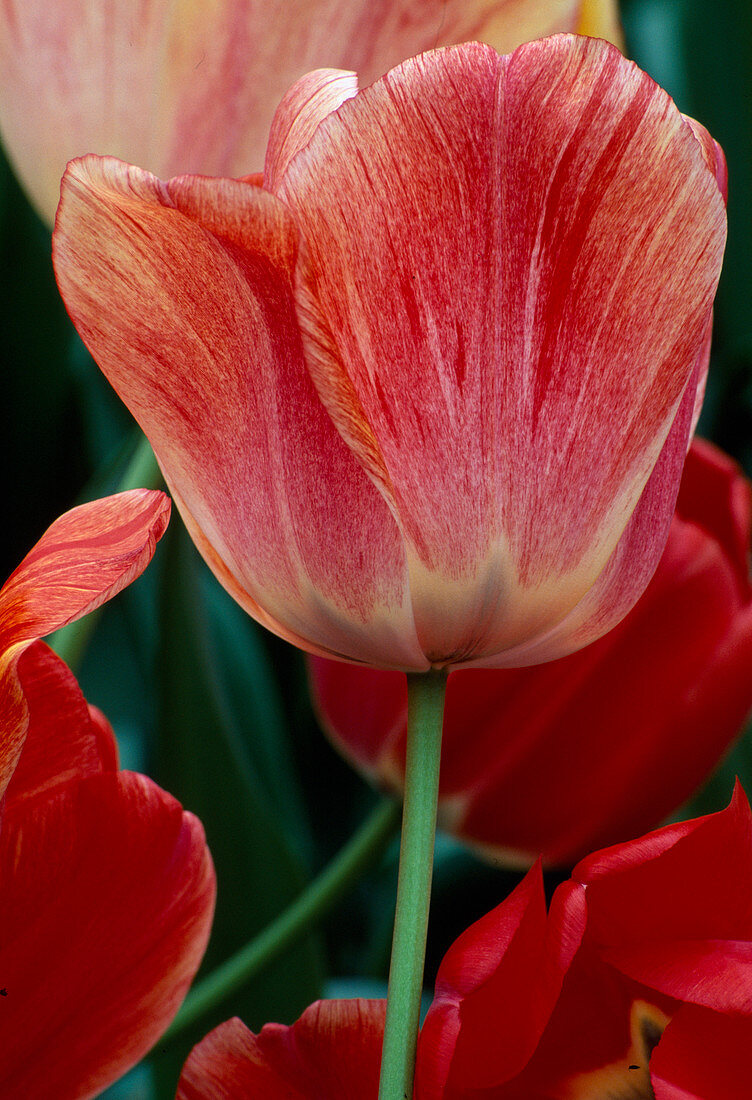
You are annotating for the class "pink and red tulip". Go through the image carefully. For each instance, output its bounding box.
[0,0,587,227]
[310,438,752,865]
[0,488,169,799]
[53,37,726,671]
[0,640,215,1099]
[178,787,752,1098]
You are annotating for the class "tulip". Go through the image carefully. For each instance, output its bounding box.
[0,488,170,798]
[177,786,752,1098]
[0,638,215,1099]
[0,0,588,227]
[53,37,726,672]
[310,437,752,865]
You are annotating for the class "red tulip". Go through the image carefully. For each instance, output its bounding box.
[54,37,726,671]
[0,640,216,1099]
[310,438,752,865]
[0,488,170,799]
[177,787,752,1098]
[0,0,586,226]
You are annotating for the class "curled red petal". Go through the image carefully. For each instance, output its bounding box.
[3,641,117,815]
[0,769,215,1099]
[419,867,586,1094]
[178,1000,385,1099]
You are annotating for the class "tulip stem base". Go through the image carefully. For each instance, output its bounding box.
[379,668,448,1100]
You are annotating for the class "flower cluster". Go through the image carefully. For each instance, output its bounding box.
[0,0,747,1097]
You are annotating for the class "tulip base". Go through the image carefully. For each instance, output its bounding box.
[379,668,448,1100]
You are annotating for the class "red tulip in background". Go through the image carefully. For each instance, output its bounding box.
[177,786,752,1098]
[0,0,586,227]
[311,438,752,865]
[0,642,215,1099]
[53,36,726,671]
[0,489,216,1098]
[0,488,169,797]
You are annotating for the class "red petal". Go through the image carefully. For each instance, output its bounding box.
[573,787,752,1007]
[3,641,117,815]
[0,769,215,1099]
[54,156,426,669]
[178,1001,385,1099]
[278,37,726,665]
[651,1004,752,1100]
[418,867,586,1094]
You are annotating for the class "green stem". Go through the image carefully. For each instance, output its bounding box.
[378,669,447,1100]
[49,435,161,671]
[164,797,401,1044]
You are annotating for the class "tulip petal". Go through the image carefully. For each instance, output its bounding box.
[278,36,726,665]
[0,0,581,225]
[573,786,752,1008]
[3,641,117,814]
[0,489,169,798]
[0,488,169,653]
[650,1004,752,1100]
[178,1001,385,1099]
[0,769,215,1099]
[54,156,427,668]
[264,69,359,192]
[418,866,586,1093]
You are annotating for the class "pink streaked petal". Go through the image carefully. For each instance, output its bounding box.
[463,356,699,668]
[0,0,581,225]
[54,156,427,669]
[264,69,359,193]
[178,1001,385,1099]
[418,869,586,1094]
[0,770,215,1099]
[0,489,168,798]
[0,488,170,653]
[651,1005,752,1100]
[3,642,116,815]
[279,37,726,665]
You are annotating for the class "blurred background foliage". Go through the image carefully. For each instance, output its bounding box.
[0,1,750,1095]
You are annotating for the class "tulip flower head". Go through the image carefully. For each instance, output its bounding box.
[177,787,752,1098]
[54,36,727,672]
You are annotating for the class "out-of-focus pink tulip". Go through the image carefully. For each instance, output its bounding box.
[54,38,726,671]
[0,488,169,799]
[0,640,215,1100]
[578,0,624,45]
[177,788,752,1099]
[0,0,588,226]
[311,439,752,865]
